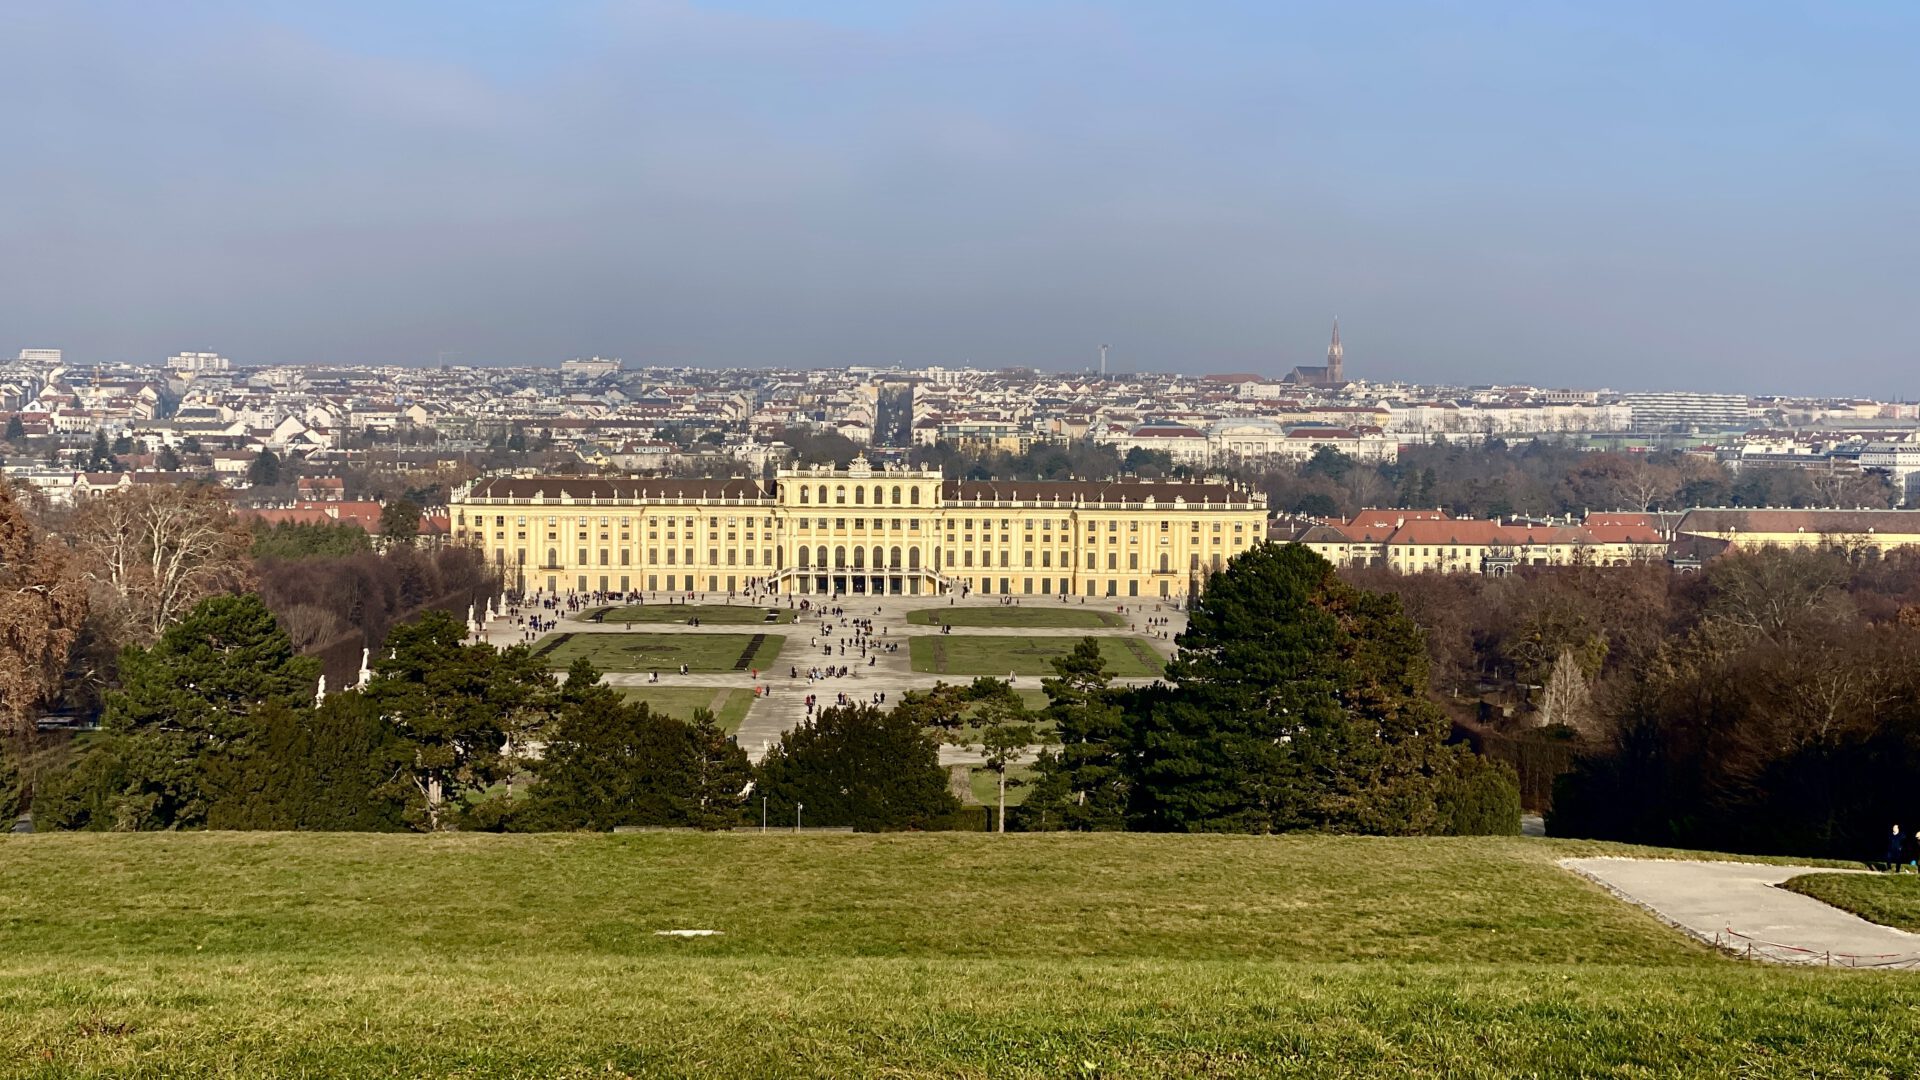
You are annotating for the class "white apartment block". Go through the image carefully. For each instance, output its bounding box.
[559,357,623,377]
[1620,391,1751,431]
[166,352,231,373]
[1859,441,1920,507]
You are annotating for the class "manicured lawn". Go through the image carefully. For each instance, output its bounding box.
[536,632,784,673]
[967,763,1037,806]
[582,603,794,625]
[1781,872,1920,931]
[906,606,1125,628]
[0,833,1915,1076]
[616,686,755,734]
[911,634,1164,677]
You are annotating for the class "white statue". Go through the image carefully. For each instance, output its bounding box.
[314,674,327,705]
[356,647,372,689]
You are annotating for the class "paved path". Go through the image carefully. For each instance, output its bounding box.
[1563,857,1920,967]
[475,592,1182,763]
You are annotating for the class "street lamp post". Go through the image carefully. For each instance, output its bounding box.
[762,795,768,832]
[795,803,804,833]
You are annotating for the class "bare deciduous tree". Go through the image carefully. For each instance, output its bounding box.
[70,484,253,644]
[1537,647,1596,736]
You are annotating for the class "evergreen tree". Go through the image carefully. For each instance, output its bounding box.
[43,594,317,830]
[367,610,555,830]
[204,691,407,831]
[248,449,282,487]
[754,704,958,831]
[380,498,422,545]
[1024,637,1131,831]
[525,662,749,831]
[5,415,25,441]
[250,520,372,559]
[108,593,319,743]
[86,428,119,471]
[684,707,751,828]
[1130,542,1506,834]
[156,444,181,471]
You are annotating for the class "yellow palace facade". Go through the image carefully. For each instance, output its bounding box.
[451,457,1269,600]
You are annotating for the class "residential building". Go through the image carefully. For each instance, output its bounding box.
[560,356,623,377]
[1672,508,1920,554]
[166,351,231,373]
[1621,391,1751,431]
[1295,509,1668,573]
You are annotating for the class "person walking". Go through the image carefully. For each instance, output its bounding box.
[1887,824,1908,873]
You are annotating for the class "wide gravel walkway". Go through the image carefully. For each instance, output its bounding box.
[1563,857,1920,968]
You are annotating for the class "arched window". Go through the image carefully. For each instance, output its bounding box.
[890,545,902,568]
[835,486,846,505]
[872,545,884,569]
[910,487,921,505]
[852,547,865,569]
[817,485,827,504]
[816,545,827,569]
[855,486,865,505]
[547,548,557,567]
[891,485,902,505]
[908,548,921,570]
[799,486,810,504]
[874,485,885,504]
[1159,552,1170,572]
[799,547,811,568]
[835,546,846,568]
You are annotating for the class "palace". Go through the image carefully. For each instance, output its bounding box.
[450,457,1269,600]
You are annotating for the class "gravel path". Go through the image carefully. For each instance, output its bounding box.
[479,593,1181,762]
[1563,857,1920,967]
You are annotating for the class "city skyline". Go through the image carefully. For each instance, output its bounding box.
[4,2,1918,394]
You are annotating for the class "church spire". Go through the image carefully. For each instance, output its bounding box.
[1327,318,1343,382]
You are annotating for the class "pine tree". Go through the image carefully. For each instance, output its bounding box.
[525,662,748,831]
[381,498,422,545]
[86,428,118,471]
[1130,542,1504,834]
[754,704,958,831]
[685,707,751,829]
[204,691,406,831]
[41,593,317,830]
[248,449,282,487]
[367,610,555,830]
[1025,638,1131,830]
[108,593,319,743]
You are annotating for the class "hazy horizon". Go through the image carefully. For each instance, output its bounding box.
[4,2,1917,396]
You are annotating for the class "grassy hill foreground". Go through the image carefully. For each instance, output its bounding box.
[0,833,1916,1078]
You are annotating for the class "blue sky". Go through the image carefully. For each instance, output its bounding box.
[2,1,1916,392]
